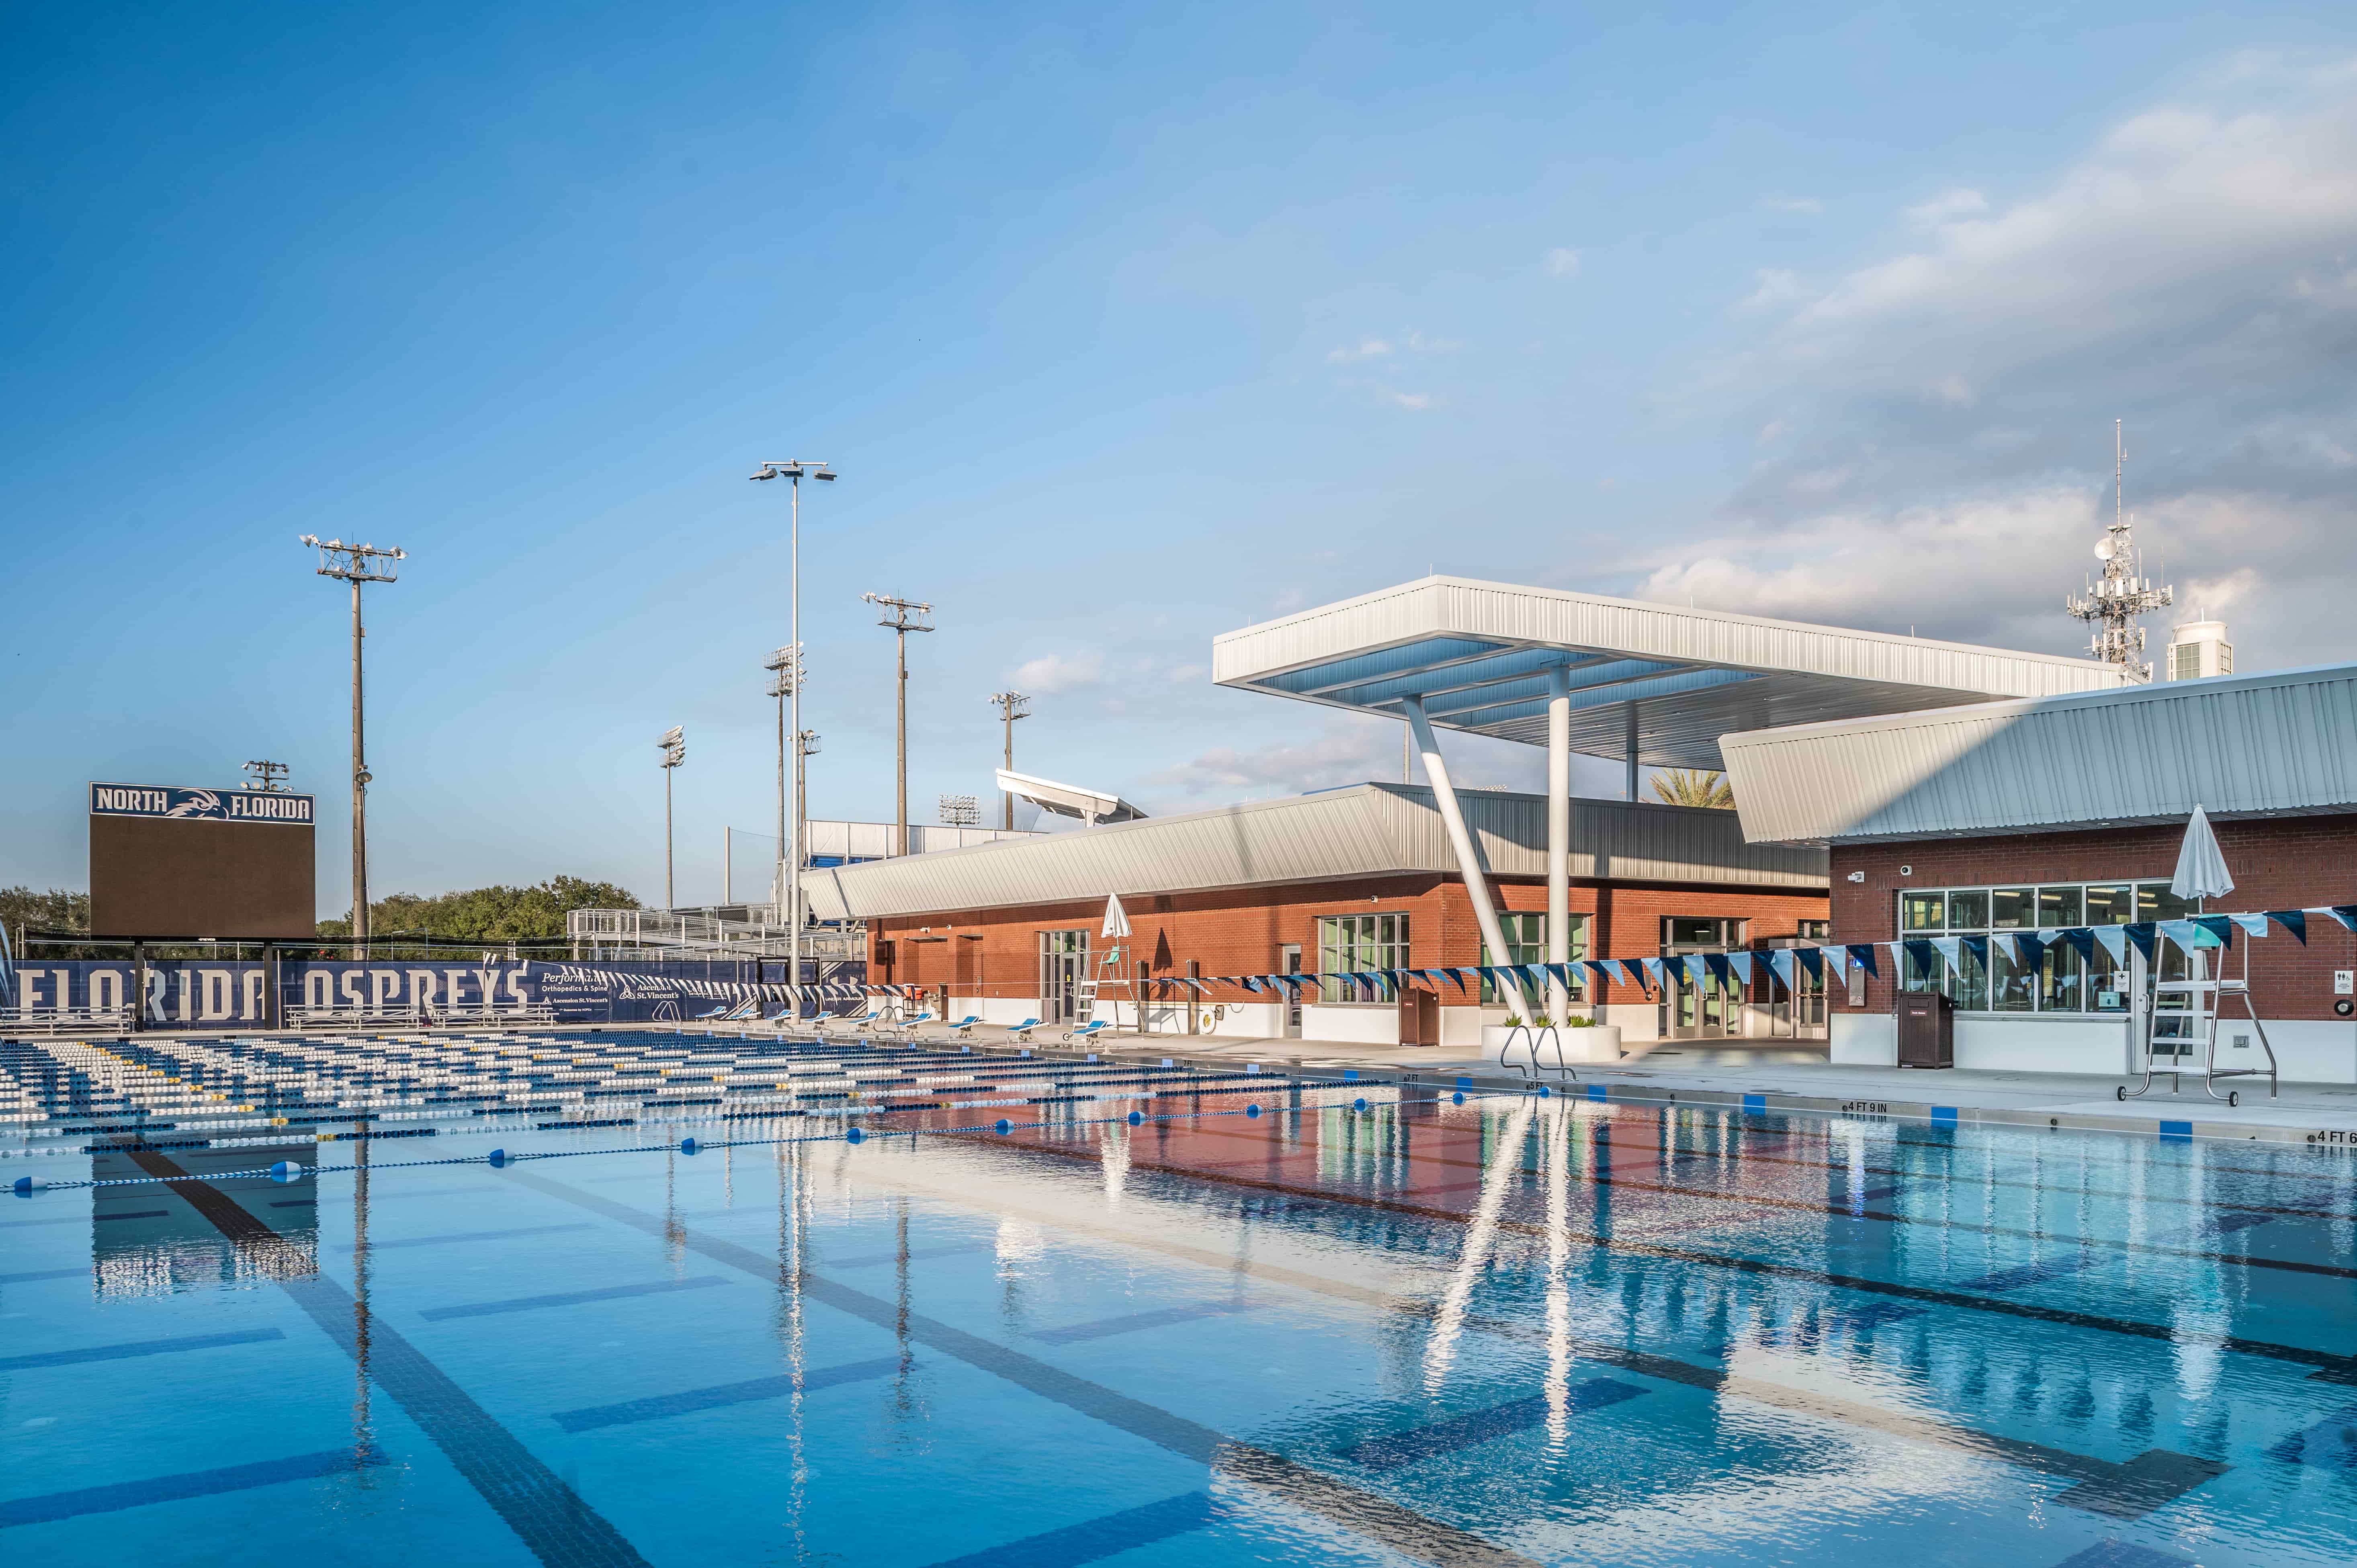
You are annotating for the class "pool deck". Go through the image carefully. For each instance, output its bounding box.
[1053,1030,2357,1148]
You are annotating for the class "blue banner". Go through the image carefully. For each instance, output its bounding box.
[8,958,865,1029]
[90,782,316,825]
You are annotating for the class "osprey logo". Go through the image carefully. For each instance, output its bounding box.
[164,790,224,819]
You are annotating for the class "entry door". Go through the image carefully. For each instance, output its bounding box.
[1659,917,1746,1040]
[1279,945,1303,1037]
[1039,930,1088,1024]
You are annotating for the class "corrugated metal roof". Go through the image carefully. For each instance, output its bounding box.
[1212,576,2126,768]
[809,783,1825,920]
[1720,663,2357,843]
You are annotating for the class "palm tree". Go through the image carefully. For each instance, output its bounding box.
[1650,769,1734,809]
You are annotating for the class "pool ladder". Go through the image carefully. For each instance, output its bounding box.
[1499,1021,1577,1085]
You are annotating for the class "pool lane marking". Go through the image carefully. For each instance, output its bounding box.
[496,1165,1544,1568]
[0,1326,285,1372]
[1028,1299,1270,1345]
[1154,1120,2357,1285]
[0,1445,390,1529]
[418,1275,728,1321]
[0,1267,88,1285]
[119,1148,652,1568]
[1346,1381,1648,1472]
[704,1160,2235,1524]
[917,1490,1218,1568]
[340,1221,596,1251]
[552,1353,906,1433]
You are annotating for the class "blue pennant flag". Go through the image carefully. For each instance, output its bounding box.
[1767,948,1795,987]
[2265,910,2308,944]
[2322,906,2357,934]
[1959,935,1989,969]
[2192,915,2235,948]
[1794,946,1823,983]
[1702,953,1733,987]
[2060,927,2095,963]
[1682,954,1708,985]
[1846,944,1880,978]
[2124,923,2158,962]
[2229,913,2269,940]
[2012,932,2046,969]
[1641,957,1665,989]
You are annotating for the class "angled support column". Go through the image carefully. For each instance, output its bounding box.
[1403,696,1530,1019]
[1624,700,1640,802]
[1547,667,1571,1023]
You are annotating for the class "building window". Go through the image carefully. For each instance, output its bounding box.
[1898,878,2195,1013]
[1479,913,1586,1003]
[1318,913,1409,1005]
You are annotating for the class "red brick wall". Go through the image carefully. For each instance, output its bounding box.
[1830,814,2357,1019]
[870,874,1828,1009]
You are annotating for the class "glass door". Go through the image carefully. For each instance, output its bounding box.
[1279,944,1302,1037]
[1659,917,1747,1039]
[1038,929,1089,1024]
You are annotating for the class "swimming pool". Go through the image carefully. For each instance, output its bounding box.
[3,1028,2354,1565]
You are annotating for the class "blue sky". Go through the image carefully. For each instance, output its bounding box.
[6,2,2356,911]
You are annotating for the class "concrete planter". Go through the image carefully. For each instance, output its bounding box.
[1481,1023,1624,1065]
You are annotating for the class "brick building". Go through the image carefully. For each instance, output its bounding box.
[814,784,1829,1047]
[1721,664,2357,1082]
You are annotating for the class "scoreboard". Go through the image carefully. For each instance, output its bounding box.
[88,783,318,940]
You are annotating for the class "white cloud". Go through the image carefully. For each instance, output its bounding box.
[1899,187,1987,227]
[1325,336,1394,363]
[1762,197,1825,215]
[1544,247,1583,278]
[1662,61,2357,673]
[1148,728,1400,800]
[1010,651,1102,693]
[1377,388,1439,411]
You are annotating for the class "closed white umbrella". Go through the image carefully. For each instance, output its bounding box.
[1101,893,1132,939]
[2170,804,2235,902]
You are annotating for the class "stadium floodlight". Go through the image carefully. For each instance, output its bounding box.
[301,534,408,954]
[862,593,936,857]
[748,459,834,994]
[242,760,289,793]
[989,690,1031,829]
[658,726,686,911]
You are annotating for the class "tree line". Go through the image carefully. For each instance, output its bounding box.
[3,875,639,956]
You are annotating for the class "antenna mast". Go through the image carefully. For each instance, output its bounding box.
[2066,420,2173,682]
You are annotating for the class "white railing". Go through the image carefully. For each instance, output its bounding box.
[0,1007,132,1037]
[565,908,864,961]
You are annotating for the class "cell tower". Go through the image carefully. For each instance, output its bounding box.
[2065,420,2173,682]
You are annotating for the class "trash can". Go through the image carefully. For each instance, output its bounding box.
[1897,990,1954,1068]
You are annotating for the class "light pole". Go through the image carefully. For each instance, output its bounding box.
[989,690,1030,830]
[763,645,802,919]
[301,535,405,956]
[749,460,833,991]
[862,593,934,856]
[657,725,685,911]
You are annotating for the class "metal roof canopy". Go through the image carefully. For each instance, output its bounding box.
[1720,662,2357,845]
[1213,577,2127,770]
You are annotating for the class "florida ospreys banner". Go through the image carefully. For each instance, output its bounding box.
[5,957,871,1029]
[1152,905,2357,1001]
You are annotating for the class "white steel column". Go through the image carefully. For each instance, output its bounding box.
[1546,667,1570,1022]
[1404,696,1530,1018]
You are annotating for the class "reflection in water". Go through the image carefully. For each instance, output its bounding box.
[88,1142,320,1298]
[351,1132,378,1480]
[773,1137,813,1564]
[1421,1098,1534,1394]
[1543,1103,1573,1452]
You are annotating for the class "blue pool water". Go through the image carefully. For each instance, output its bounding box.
[3,1028,2355,1566]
